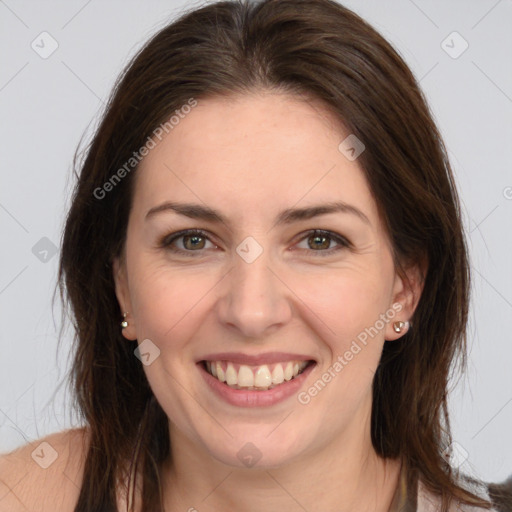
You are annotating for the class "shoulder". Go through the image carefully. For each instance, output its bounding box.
[417,477,503,512]
[0,427,90,512]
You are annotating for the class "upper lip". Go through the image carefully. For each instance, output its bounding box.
[197,352,316,366]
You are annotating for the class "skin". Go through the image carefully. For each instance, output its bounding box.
[113,91,424,512]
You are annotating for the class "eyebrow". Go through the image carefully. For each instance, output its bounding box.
[145,200,371,226]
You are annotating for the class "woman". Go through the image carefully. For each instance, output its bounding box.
[0,0,509,511]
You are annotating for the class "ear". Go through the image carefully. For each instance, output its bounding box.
[385,258,426,341]
[112,255,137,341]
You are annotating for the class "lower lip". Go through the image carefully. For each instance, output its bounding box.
[197,361,316,407]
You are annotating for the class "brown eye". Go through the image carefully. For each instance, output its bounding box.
[295,230,350,256]
[160,229,216,256]
[182,233,206,250]
[308,233,331,250]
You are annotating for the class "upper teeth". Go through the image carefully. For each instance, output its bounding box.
[205,360,310,389]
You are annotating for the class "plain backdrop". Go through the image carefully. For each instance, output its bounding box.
[1,0,511,485]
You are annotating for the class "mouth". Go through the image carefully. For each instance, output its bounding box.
[200,359,316,391]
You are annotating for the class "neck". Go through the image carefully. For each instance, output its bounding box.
[160,412,402,512]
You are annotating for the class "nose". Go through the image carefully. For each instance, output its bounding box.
[215,245,293,339]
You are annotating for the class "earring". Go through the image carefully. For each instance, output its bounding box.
[121,312,129,329]
[393,321,406,333]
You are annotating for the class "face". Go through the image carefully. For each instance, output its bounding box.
[113,91,420,469]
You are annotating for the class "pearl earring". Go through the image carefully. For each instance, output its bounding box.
[393,321,407,333]
[121,312,129,329]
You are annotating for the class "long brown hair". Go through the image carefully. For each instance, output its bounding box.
[57,0,495,510]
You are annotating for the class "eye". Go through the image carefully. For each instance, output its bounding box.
[294,230,350,257]
[159,228,351,258]
[159,229,217,256]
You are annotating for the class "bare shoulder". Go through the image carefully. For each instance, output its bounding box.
[0,427,90,512]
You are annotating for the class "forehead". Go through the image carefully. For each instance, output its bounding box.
[132,92,377,225]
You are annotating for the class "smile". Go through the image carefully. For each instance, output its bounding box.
[202,359,314,390]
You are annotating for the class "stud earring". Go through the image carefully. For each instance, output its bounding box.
[393,321,406,333]
[121,312,129,329]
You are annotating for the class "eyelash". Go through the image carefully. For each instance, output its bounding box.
[158,229,351,258]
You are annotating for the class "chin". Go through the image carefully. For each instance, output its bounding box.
[204,428,310,470]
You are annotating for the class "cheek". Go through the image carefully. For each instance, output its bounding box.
[299,272,392,419]
[128,259,219,341]
[301,268,393,343]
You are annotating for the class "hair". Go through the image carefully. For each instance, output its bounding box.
[56,0,500,510]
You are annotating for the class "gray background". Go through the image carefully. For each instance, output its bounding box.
[1,0,511,484]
